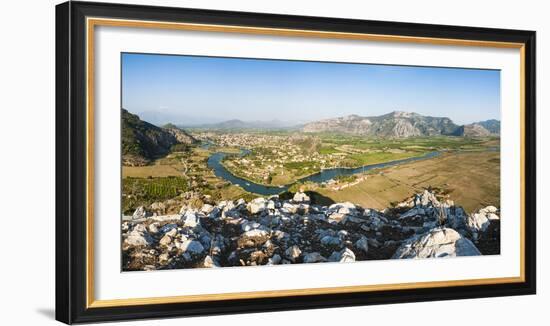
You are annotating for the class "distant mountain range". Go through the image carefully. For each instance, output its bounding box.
[122,109,196,166]
[183,111,499,138]
[302,111,499,138]
[184,119,300,130]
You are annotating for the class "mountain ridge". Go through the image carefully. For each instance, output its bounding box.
[122,109,196,166]
[303,111,499,138]
[184,119,300,130]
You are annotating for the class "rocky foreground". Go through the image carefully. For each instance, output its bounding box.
[122,190,500,271]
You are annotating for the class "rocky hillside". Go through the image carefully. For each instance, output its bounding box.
[477,119,501,135]
[454,123,491,137]
[302,111,499,138]
[122,109,196,166]
[162,123,196,144]
[122,190,500,271]
[303,111,460,137]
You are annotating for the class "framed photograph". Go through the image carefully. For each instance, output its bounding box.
[56,1,536,324]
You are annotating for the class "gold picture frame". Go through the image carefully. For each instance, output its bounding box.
[56,1,536,323]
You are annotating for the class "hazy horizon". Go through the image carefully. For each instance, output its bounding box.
[122,53,501,126]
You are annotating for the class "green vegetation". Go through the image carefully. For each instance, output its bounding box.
[348,151,425,166]
[318,146,340,155]
[122,176,188,214]
[317,134,493,151]
[335,175,357,183]
[170,143,190,152]
[283,161,317,170]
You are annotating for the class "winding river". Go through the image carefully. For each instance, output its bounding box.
[207,148,441,196]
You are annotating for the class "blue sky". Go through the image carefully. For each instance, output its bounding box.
[122,53,500,126]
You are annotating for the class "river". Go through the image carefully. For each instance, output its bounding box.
[206,148,441,196]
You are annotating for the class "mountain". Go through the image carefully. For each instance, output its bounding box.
[162,123,197,144]
[122,109,196,166]
[187,119,300,130]
[476,119,500,135]
[303,111,460,138]
[453,120,500,137]
[454,123,491,137]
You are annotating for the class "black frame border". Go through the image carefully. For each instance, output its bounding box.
[56,1,536,324]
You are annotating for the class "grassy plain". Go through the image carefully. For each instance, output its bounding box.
[318,151,500,213]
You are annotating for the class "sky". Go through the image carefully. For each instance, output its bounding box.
[122,53,500,126]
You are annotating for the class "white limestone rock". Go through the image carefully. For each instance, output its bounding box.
[247,197,267,214]
[285,245,302,262]
[293,192,311,203]
[392,227,481,259]
[303,252,327,263]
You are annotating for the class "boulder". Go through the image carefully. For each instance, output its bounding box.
[414,190,440,208]
[320,235,342,247]
[293,192,311,203]
[467,212,490,233]
[202,255,220,268]
[200,204,215,214]
[477,206,500,221]
[221,207,240,220]
[445,206,468,230]
[238,229,270,248]
[327,202,357,223]
[392,227,481,259]
[133,224,147,233]
[329,248,356,263]
[399,207,426,219]
[247,198,267,214]
[285,245,302,262]
[178,240,205,255]
[159,234,172,246]
[296,203,310,215]
[266,200,276,210]
[132,206,150,220]
[282,202,298,214]
[267,254,282,265]
[342,215,368,225]
[241,221,262,232]
[328,202,356,214]
[158,252,171,266]
[303,252,327,263]
[147,222,159,234]
[355,236,369,254]
[159,223,177,234]
[182,211,200,228]
[123,229,153,248]
[218,200,236,212]
[483,206,499,213]
[165,228,177,237]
